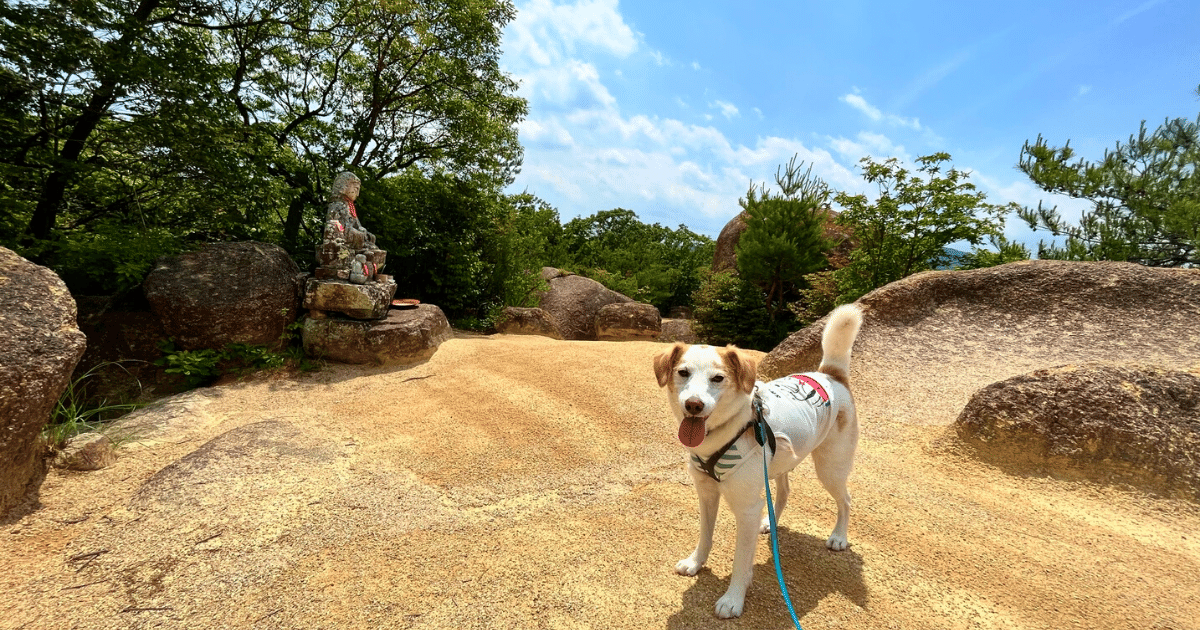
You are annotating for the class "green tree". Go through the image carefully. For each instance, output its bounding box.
[1017,114,1200,267]
[0,0,526,291]
[735,155,833,324]
[561,208,713,313]
[833,153,1012,303]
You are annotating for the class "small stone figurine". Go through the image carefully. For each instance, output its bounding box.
[315,171,387,284]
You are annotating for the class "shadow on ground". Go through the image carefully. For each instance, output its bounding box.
[667,529,867,629]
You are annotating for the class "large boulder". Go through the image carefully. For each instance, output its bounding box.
[302,304,452,365]
[495,306,563,339]
[658,318,698,344]
[143,242,305,351]
[0,247,88,515]
[711,212,748,272]
[760,260,1200,382]
[956,364,1200,499]
[595,302,661,341]
[536,267,633,340]
[712,207,851,272]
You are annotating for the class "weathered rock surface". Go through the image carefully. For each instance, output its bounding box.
[596,302,661,341]
[302,277,397,320]
[52,432,116,471]
[495,306,563,339]
[760,260,1200,383]
[657,318,697,344]
[143,242,305,350]
[956,364,1200,499]
[711,212,748,272]
[302,304,452,365]
[0,247,88,515]
[537,267,633,340]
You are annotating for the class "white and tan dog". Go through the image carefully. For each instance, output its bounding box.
[653,304,864,618]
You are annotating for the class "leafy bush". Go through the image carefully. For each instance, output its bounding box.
[691,270,796,351]
[155,339,302,388]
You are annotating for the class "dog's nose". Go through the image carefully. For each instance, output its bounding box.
[684,397,705,416]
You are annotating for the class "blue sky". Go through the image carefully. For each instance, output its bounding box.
[498,0,1200,252]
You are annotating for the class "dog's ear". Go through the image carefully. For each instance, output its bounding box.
[722,346,757,394]
[653,343,687,388]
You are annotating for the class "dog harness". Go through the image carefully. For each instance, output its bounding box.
[690,373,833,482]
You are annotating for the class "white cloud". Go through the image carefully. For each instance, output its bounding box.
[752,107,764,120]
[506,0,639,67]
[650,50,668,66]
[1078,84,1092,96]
[840,93,922,130]
[711,100,739,119]
[691,61,701,70]
[519,60,616,110]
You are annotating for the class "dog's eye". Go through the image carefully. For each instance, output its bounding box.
[677,369,690,378]
[711,375,725,383]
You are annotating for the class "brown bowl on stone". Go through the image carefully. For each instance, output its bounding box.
[391,299,420,309]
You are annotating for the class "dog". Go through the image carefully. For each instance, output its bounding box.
[653,304,863,618]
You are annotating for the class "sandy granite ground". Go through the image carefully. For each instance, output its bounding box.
[1,332,1197,630]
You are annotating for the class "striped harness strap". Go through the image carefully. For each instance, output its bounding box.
[692,393,776,482]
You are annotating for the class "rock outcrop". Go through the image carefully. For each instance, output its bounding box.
[956,364,1200,499]
[657,318,697,344]
[712,212,748,272]
[143,242,304,350]
[760,260,1200,382]
[0,247,88,515]
[495,307,563,339]
[303,304,452,365]
[595,302,661,341]
[537,268,633,340]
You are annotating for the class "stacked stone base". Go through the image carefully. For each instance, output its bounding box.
[303,304,452,366]
[301,277,452,365]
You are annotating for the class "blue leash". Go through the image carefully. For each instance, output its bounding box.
[755,408,804,630]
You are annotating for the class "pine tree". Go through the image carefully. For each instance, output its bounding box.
[1018,112,1200,267]
[735,155,833,325]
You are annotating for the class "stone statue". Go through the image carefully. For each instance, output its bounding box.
[315,171,387,284]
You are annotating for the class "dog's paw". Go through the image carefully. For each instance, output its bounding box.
[675,557,702,576]
[714,593,745,618]
[826,533,849,551]
[759,517,772,535]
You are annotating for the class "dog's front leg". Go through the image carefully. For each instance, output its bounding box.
[716,496,764,618]
[676,473,719,576]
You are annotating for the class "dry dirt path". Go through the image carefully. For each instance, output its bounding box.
[2,334,1197,629]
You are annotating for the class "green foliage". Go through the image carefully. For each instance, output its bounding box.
[736,155,833,324]
[0,0,526,294]
[562,208,714,313]
[691,270,796,351]
[833,153,1013,303]
[43,362,142,451]
[1017,113,1200,266]
[788,270,840,328]
[954,234,1031,269]
[155,340,290,389]
[364,170,558,326]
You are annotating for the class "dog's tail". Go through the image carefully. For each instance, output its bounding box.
[817,303,864,387]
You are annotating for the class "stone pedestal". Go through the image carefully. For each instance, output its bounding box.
[302,304,452,365]
[303,277,397,320]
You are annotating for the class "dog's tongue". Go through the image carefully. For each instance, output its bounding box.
[678,417,706,448]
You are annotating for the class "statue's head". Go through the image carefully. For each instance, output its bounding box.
[331,171,361,201]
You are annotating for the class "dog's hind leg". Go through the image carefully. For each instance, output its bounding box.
[759,474,790,534]
[811,416,857,551]
[676,475,719,576]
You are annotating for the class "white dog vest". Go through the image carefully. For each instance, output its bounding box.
[690,373,834,482]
